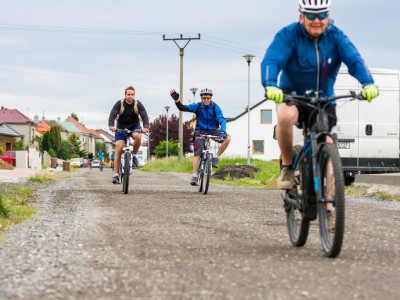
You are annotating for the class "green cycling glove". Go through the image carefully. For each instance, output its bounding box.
[361,84,379,102]
[266,86,283,104]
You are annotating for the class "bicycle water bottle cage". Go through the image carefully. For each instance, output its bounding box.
[311,111,329,132]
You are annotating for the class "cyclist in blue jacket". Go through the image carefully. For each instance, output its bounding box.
[170,88,231,186]
[261,0,379,190]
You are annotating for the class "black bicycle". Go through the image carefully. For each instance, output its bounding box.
[116,129,142,194]
[196,133,219,195]
[280,90,364,258]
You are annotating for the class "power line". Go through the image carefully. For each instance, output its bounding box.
[0,23,264,55]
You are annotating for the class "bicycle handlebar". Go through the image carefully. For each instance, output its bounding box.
[282,90,365,110]
[116,128,146,135]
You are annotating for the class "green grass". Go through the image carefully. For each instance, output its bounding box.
[141,156,280,188]
[0,186,37,235]
[28,174,52,183]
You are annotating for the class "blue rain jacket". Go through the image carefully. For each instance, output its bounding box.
[261,21,374,97]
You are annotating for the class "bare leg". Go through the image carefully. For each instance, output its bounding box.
[277,104,299,165]
[114,140,125,174]
[217,135,231,157]
[325,136,335,212]
[132,132,142,155]
[193,156,201,173]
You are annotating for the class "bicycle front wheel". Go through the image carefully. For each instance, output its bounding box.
[286,145,310,247]
[318,143,345,258]
[123,152,131,194]
[203,154,212,195]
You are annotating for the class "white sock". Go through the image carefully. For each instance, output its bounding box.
[115,173,119,177]
[192,172,197,177]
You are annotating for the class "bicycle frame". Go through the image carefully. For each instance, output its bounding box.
[196,134,219,195]
[282,90,363,257]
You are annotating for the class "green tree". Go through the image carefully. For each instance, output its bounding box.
[48,148,57,157]
[42,132,51,152]
[49,126,62,154]
[68,133,81,155]
[155,140,178,158]
[12,135,25,150]
[69,112,79,121]
[58,140,75,160]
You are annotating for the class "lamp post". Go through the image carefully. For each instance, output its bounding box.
[243,54,255,165]
[164,106,170,159]
[190,87,198,103]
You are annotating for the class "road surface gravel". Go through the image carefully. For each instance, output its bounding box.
[0,168,399,299]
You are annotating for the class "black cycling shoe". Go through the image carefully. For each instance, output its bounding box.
[132,156,139,168]
[112,175,120,184]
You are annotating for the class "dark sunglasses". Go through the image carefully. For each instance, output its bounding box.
[201,95,212,100]
[305,12,328,21]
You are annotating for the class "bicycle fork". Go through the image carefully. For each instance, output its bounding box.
[121,151,134,175]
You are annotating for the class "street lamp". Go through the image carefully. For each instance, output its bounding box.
[190,87,198,103]
[164,106,170,159]
[243,54,255,165]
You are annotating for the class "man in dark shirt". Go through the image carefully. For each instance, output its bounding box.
[108,85,149,184]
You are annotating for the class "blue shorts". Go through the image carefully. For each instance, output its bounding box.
[115,124,142,142]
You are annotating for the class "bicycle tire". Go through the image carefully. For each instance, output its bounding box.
[318,143,345,258]
[203,154,212,195]
[198,157,204,193]
[123,152,131,194]
[285,145,310,247]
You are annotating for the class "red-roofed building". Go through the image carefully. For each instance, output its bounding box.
[0,106,36,148]
[35,120,51,136]
[65,116,96,154]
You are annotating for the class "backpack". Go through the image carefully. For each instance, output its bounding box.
[116,99,140,121]
[194,102,219,128]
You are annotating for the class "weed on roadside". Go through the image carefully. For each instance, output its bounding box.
[0,185,37,234]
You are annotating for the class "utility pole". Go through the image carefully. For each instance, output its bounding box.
[163,33,201,160]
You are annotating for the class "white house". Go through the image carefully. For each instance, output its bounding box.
[224,99,280,161]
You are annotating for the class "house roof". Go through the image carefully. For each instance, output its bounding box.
[96,129,115,142]
[0,107,34,124]
[0,122,21,137]
[65,116,92,134]
[35,120,51,135]
[226,99,268,123]
[89,129,103,139]
[60,121,81,133]
[45,120,68,132]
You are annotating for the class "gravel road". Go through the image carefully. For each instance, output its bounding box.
[0,168,399,300]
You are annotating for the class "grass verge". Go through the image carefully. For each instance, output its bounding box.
[141,157,280,188]
[0,185,37,236]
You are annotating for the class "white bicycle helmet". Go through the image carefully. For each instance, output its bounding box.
[298,0,332,13]
[200,88,213,96]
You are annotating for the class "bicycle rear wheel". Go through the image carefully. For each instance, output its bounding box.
[285,145,310,247]
[318,143,345,258]
[203,154,212,195]
[123,152,131,194]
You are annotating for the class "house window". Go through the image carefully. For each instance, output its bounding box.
[253,140,264,154]
[261,109,272,124]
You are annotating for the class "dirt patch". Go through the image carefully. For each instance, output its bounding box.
[213,164,260,180]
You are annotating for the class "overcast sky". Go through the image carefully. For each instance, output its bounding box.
[1,0,399,130]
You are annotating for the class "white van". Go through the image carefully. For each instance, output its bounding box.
[335,68,400,176]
